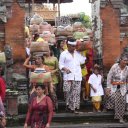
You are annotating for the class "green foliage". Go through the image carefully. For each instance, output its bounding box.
[79,12,92,28]
[71,12,92,28]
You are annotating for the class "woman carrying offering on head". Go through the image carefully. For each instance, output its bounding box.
[23,55,52,103]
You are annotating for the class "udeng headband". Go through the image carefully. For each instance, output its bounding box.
[67,41,77,45]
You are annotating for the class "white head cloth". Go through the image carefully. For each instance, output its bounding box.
[67,41,77,45]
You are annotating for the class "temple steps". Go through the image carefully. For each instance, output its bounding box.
[6,100,128,127]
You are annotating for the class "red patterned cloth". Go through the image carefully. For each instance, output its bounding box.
[25,96,53,128]
[0,77,6,101]
[86,48,93,81]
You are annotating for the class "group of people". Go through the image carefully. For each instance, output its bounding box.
[0,35,126,128]
[88,54,128,124]
[23,32,128,128]
[0,33,126,128]
[23,37,91,128]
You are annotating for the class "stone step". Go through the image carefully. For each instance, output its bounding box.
[58,100,92,108]
[6,122,128,128]
[7,100,128,127]
[52,111,128,123]
[50,123,128,128]
[56,100,93,113]
[6,111,128,127]
[18,100,93,114]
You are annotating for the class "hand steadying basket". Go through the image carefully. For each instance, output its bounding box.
[30,72,52,84]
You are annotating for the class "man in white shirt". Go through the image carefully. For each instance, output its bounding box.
[59,38,86,112]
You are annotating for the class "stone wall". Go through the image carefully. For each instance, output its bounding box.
[0,22,5,51]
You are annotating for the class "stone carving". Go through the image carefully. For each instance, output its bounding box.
[33,4,57,20]
[55,16,71,27]
[0,0,7,23]
[120,3,128,26]
[4,44,13,66]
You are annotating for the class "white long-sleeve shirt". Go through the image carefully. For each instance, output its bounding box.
[59,50,86,81]
[88,73,104,97]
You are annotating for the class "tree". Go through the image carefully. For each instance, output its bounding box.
[79,12,92,28]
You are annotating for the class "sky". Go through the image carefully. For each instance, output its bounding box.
[60,0,91,16]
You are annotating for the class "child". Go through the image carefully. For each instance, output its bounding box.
[88,65,104,112]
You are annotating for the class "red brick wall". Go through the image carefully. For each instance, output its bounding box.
[101,5,121,70]
[5,1,26,61]
[5,1,26,79]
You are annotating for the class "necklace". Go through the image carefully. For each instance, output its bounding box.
[37,94,45,103]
